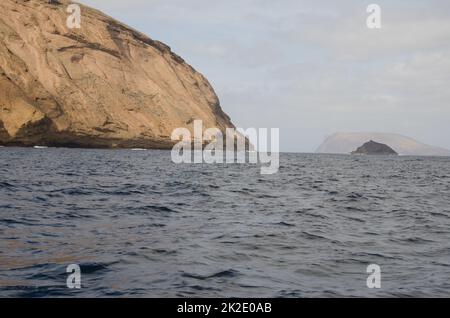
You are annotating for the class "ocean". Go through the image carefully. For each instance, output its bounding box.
[0,148,449,297]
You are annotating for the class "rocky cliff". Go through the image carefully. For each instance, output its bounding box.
[0,0,234,148]
[351,140,398,155]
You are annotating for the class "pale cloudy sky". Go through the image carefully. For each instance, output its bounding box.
[79,0,450,152]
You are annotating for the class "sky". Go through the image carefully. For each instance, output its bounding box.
[79,0,450,152]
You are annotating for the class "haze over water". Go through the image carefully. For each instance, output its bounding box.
[1,148,449,297]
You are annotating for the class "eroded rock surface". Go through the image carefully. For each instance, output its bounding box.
[0,0,234,148]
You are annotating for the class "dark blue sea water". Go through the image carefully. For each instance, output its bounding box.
[1,148,449,297]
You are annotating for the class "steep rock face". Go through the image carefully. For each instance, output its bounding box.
[317,132,450,156]
[0,0,234,148]
[351,140,398,155]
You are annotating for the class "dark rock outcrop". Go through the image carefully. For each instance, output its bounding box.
[351,140,398,155]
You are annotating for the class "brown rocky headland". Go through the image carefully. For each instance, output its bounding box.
[0,0,234,149]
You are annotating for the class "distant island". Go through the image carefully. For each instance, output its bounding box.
[317,132,450,156]
[351,140,398,155]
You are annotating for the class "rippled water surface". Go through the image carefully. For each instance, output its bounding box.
[1,148,450,297]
